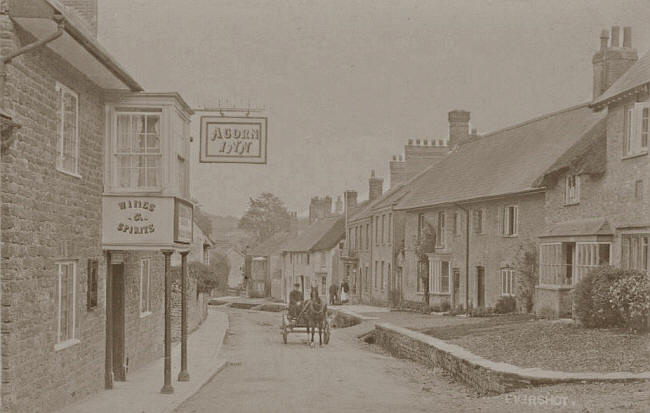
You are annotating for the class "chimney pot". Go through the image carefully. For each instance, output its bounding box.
[408,139,413,145]
[623,26,632,47]
[611,26,620,47]
[600,29,609,51]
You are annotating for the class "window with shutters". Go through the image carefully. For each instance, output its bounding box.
[623,102,649,157]
[56,261,79,350]
[503,205,518,236]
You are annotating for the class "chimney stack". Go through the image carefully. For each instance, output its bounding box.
[593,25,638,99]
[344,190,357,213]
[309,196,332,223]
[368,170,384,201]
[389,154,407,188]
[448,110,471,147]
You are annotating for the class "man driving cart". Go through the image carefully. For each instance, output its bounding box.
[288,282,303,319]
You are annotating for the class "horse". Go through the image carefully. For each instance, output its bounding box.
[303,287,328,346]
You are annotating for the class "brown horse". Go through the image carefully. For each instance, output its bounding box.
[303,287,327,346]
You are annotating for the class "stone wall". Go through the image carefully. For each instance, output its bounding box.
[171,277,209,342]
[0,18,107,413]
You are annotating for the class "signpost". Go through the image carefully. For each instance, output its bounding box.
[199,115,267,164]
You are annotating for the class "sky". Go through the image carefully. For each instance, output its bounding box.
[98,0,650,217]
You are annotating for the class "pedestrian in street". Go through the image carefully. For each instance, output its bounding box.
[341,279,349,304]
[329,282,339,305]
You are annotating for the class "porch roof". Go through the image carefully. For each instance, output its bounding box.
[540,217,612,238]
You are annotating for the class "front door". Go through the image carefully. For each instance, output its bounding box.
[476,266,485,308]
[111,263,126,381]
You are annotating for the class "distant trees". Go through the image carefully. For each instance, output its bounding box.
[239,192,292,243]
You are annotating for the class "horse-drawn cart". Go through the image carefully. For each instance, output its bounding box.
[281,302,331,345]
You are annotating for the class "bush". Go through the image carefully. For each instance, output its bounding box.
[495,295,517,314]
[173,262,223,294]
[609,269,650,331]
[573,266,622,328]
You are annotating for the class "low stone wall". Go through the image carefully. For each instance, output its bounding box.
[171,278,209,342]
[373,322,650,395]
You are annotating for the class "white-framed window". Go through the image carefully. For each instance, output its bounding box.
[472,208,485,234]
[500,267,515,296]
[624,102,649,157]
[203,244,210,265]
[55,82,79,176]
[429,259,450,294]
[503,205,519,236]
[565,175,580,205]
[621,234,649,273]
[56,261,78,349]
[114,110,162,191]
[436,211,446,248]
[539,242,611,286]
[140,258,151,315]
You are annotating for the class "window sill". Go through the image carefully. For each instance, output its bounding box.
[622,151,648,161]
[503,234,519,238]
[564,201,580,207]
[140,311,152,318]
[500,293,515,297]
[55,338,80,352]
[56,167,82,180]
[429,292,451,296]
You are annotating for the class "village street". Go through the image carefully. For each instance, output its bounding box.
[174,308,650,413]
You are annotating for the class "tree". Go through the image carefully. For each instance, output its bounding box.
[238,193,292,243]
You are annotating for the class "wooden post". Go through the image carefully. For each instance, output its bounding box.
[105,250,113,389]
[177,251,190,382]
[161,250,174,394]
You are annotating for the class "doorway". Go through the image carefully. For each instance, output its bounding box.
[476,266,485,308]
[111,263,126,381]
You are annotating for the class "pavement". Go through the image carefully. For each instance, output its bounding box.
[58,308,229,413]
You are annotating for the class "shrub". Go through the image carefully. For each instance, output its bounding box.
[514,242,538,313]
[609,269,650,331]
[573,266,622,328]
[495,295,517,314]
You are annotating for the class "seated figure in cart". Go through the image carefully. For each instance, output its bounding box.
[288,282,303,320]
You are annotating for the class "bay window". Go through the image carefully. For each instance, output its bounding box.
[539,242,611,286]
[115,112,162,190]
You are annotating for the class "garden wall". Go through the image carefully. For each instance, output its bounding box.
[171,278,209,342]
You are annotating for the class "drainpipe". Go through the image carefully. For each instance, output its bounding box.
[1,15,64,150]
[455,204,471,316]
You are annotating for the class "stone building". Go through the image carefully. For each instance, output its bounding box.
[535,26,649,317]
[395,103,603,311]
[0,1,193,411]
[281,215,345,304]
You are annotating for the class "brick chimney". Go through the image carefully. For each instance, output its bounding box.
[62,0,98,36]
[344,190,357,213]
[404,138,449,180]
[593,26,638,99]
[309,196,332,223]
[368,170,384,202]
[334,196,343,214]
[448,110,471,147]
[389,154,407,188]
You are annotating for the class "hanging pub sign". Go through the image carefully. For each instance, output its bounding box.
[199,115,267,164]
[102,195,193,250]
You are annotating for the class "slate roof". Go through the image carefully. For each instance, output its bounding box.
[536,118,607,187]
[282,215,345,252]
[540,217,612,238]
[592,50,650,108]
[395,103,606,211]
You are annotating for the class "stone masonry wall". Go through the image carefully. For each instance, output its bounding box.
[171,276,209,342]
[0,18,106,413]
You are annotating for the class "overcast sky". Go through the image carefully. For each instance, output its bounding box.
[99,0,650,217]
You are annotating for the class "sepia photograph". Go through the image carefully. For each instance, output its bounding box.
[0,0,649,412]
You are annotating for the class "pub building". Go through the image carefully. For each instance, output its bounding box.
[0,1,194,411]
[102,92,195,392]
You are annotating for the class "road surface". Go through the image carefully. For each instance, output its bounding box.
[175,307,649,413]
